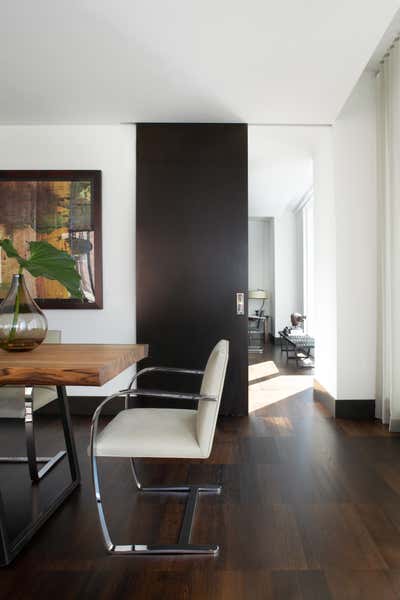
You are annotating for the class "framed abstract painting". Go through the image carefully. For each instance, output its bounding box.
[0,170,103,309]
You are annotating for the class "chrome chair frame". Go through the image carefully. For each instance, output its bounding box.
[0,387,66,483]
[90,367,221,556]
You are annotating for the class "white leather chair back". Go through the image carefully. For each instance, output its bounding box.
[196,340,229,458]
[0,330,62,418]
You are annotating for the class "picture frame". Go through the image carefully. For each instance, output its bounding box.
[0,170,103,309]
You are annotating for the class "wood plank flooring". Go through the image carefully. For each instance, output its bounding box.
[1,344,400,599]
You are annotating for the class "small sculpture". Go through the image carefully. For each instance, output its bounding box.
[290,313,307,329]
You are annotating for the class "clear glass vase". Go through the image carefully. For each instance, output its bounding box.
[0,274,48,352]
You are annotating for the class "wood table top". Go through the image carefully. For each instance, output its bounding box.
[0,344,149,386]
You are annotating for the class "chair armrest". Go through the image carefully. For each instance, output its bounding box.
[128,367,204,390]
[92,389,131,423]
[129,388,216,402]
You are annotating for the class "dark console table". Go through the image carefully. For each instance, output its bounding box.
[248,315,269,353]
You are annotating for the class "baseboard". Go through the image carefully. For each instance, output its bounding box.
[335,399,375,419]
[313,380,375,420]
[39,395,197,416]
[389,417,400,432]
[41,389,375,420]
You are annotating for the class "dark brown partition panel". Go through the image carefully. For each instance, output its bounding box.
[136,124,248,415]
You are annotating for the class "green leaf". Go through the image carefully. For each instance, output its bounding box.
[24,241,83,300]
[0,238,27,267]
[0,238,83,300]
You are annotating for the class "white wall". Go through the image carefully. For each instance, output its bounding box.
[0,114,375,406]
[302,198,315,335]
[265,76,378,403]
[273,208,302,336]
[333,72,377,400]
[0,125,136,396]
[249,211,303,338]
[248,126,313,218]
[248,218,274,330]
[295,207,304,319]
[313,130,337,398]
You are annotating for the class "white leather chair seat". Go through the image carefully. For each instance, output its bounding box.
[94,408,204,459]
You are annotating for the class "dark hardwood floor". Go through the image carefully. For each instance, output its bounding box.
[248,337,315,373]
[1,344,400,599]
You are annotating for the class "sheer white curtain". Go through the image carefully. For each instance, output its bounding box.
[376,38,400,430]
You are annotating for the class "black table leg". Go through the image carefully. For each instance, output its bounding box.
[0,491,10,566]
[0,386,80,566]
[56,386,81,483]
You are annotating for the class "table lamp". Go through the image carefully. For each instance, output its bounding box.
[248,289,269,316]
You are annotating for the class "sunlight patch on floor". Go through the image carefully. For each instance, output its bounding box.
[264,416,294,434]
[248,360,279,383]
[249,375,314,412]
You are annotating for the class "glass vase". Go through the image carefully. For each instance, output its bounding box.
[0,274,48,352]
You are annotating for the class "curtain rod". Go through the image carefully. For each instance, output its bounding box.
[379,34,400,65]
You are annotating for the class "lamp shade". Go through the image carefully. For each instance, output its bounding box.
[248,289,268,300]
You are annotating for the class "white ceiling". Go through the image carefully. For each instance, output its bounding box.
[0,0,398,124]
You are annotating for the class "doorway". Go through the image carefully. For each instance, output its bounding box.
[247,126,315,414]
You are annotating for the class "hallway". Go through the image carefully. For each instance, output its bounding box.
[249,340,314,414]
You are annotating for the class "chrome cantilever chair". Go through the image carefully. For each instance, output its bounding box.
[0,330,66,482]
[90,339,229,556]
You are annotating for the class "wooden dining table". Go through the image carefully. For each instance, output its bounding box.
[0,343,148,566]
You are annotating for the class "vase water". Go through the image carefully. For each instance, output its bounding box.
[0,274,48,352]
